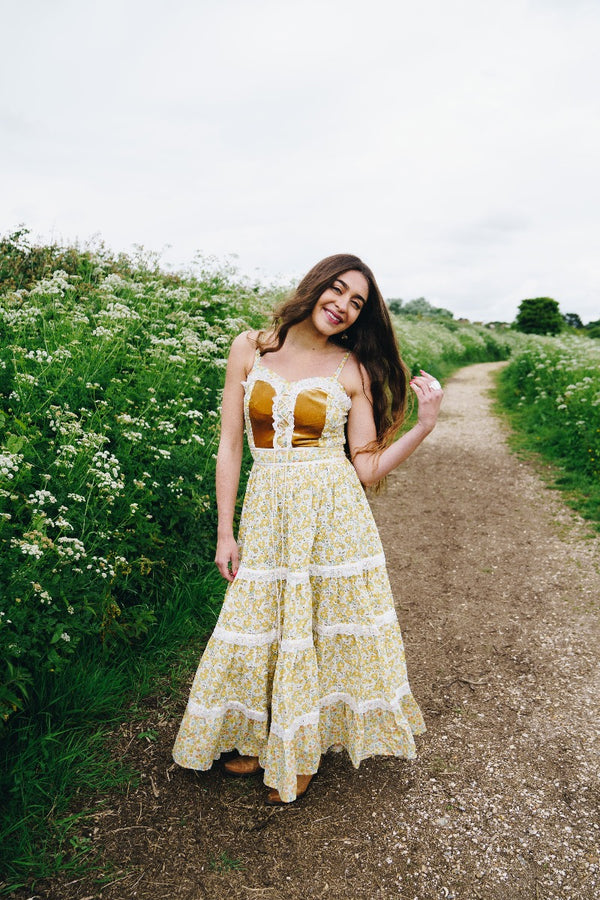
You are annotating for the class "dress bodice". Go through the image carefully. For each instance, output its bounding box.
[243,352,352,452]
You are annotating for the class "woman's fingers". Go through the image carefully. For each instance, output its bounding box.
[410,370,443,393]
[409,370,444,431]
[230,544,239,579]
[215,540,239,582]
[217,562,235,582]
[215,557,232,581]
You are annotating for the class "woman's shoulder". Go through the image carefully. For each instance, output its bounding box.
[230,329,264,353]
[231,329,257,346]
[234,328,279,350]
[227,331,260,376]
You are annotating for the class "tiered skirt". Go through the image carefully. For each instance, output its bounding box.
[172,447,425,802]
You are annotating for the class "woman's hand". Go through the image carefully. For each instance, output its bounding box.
[215,532,239,582]
[409,369,444,433]
[347,363,443,485]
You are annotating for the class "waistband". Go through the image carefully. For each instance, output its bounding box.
[251,447,347,465]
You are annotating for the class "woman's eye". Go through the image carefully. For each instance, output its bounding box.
[332,285,341,294]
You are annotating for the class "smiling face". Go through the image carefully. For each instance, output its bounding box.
[311,269,369,337]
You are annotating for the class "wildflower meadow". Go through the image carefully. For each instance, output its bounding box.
[391,314,517,378]
[0,264,269,727]
[497,334,600,524]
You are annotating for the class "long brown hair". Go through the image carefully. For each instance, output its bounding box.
[257,253,409,451]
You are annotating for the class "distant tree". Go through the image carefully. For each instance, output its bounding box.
[563,312,583,329]
[402,298,431,315]
[514,297,563,335]
[431,305,454,319]
[387,299,403,315]
[586,319,600,339]
[401,297,454,319]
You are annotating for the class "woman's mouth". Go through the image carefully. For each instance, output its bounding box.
[323,307,343,325]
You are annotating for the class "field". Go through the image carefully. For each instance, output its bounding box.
[0,241,596,890]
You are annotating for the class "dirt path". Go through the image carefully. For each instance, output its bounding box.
[26,362,600,900]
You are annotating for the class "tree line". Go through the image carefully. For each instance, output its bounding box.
[386,294,598,339]
[514,297,599,337]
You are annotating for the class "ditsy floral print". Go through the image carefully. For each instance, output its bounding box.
[173,353,425,802]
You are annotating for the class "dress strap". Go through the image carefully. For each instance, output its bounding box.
[334,351,351,380]
[249,347,262,371]
[243,348,262,385]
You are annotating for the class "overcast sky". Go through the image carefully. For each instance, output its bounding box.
[2,0,599,323]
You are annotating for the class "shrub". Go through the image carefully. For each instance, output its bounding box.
[0,253,270,726]
[497,334,600,522]
[514,297,563,335]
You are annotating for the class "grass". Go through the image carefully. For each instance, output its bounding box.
[493,334,600,531]
[1,570,226,891]
[208,851,245,874]
[392,314,522,379]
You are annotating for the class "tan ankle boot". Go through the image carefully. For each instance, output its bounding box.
[266,773,314,804]
[223,755,262,776]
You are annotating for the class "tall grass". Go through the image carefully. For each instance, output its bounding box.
[0,237,519,890]
[496,334,600,527]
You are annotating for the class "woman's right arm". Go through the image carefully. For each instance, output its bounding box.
[214,332,255,582]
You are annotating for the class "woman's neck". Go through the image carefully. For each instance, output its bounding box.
[285,320,330,353]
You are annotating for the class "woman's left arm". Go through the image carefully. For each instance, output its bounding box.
[348,369,443,487]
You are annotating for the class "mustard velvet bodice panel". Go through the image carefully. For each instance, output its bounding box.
[243,353,352,452]
[247,380,277,449]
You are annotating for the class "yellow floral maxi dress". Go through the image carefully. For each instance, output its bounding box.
[172,350,425,802]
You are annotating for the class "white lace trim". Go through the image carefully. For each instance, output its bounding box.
[254,361,352,405]
[316,608,397,637]
[280,636,313,651]
[235,552,386,584]
[274,376,351,449]
[212,625,277,647]
[311,553,386,577]
[287,571,310,585]
[186,684,412,735]
[212,608,398,649]
[272,382,294,448]
[270,683,412,740]
[186,698,267,723]
[270,710,320,737]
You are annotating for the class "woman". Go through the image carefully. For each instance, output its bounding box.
[172,253,443,804]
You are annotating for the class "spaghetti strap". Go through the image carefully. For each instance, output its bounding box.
[334,351,351,380]
[242,348,262,385]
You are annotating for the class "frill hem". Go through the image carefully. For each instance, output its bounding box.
[173,693,424,802]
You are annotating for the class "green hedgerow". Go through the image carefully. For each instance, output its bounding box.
[0,259,270,725]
